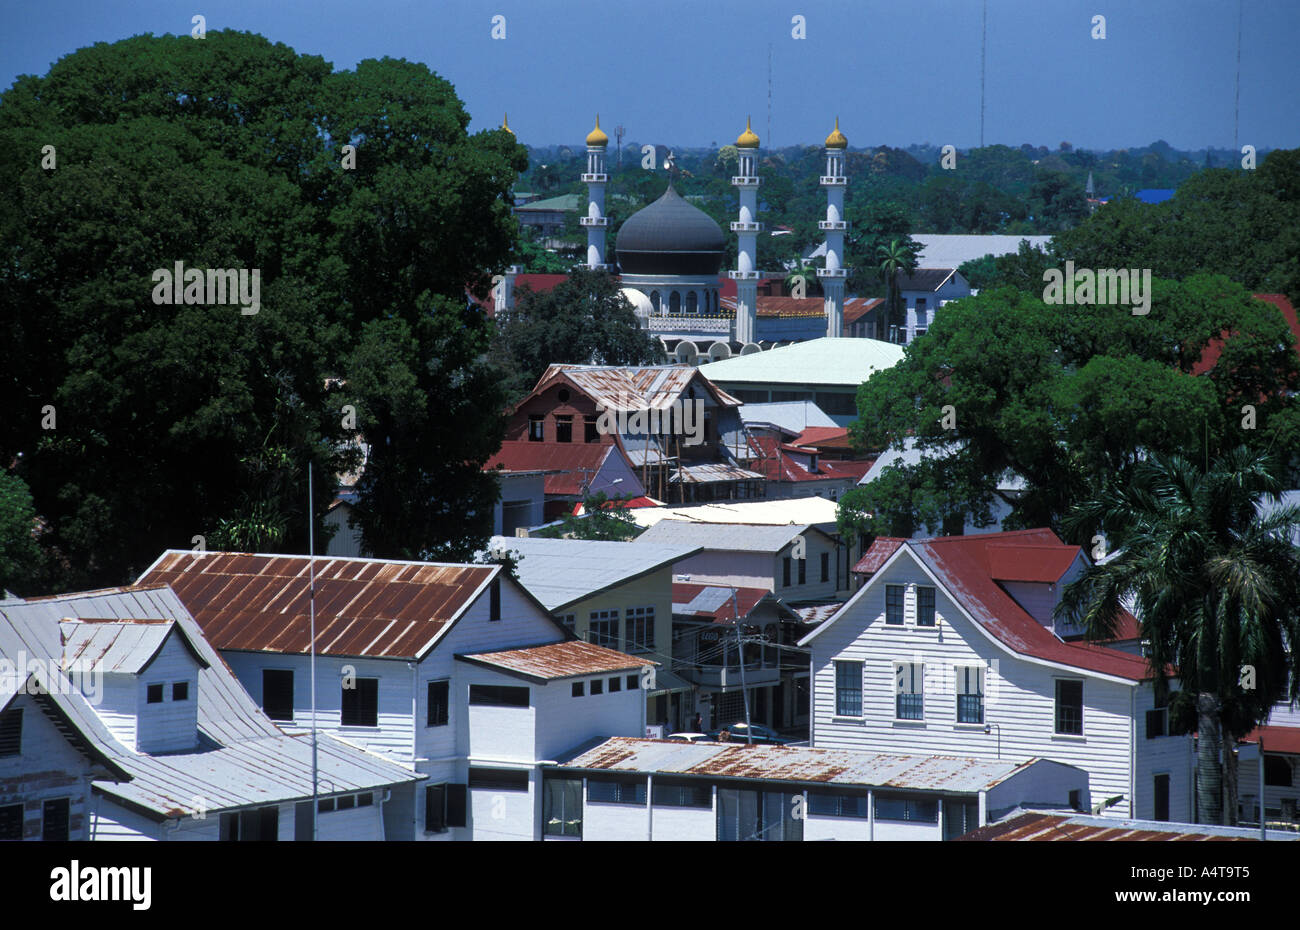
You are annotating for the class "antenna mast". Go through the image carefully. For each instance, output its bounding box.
[308,461,319,841]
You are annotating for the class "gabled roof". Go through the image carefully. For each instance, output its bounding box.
[895,268,959,292]
[852,537,907,575]
[138,551,502,661]
[630,496,842,531]
[957,811,1274,842]
[0,586,422,821]
[1239,724,1300,756]
[486,441,628,496]
[910,234,1052,269]
[804,529,1156,682]
[671,583,798,623]
[635,520,832,554]
[486,536,700,612]
[985,544,1081,583]
[533,364,742,412]
[698,337,904,389]
[737,401,838,434]
[748,435,875,484]
[456,640,654,683]
[58,617,210,674]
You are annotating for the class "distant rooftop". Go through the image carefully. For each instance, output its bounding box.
[910,233,1052,269]
[698,337,904,388]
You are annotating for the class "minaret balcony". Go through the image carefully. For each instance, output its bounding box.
[579,216,608,227]
[818,220,848,231]
[581,173,608,183]
[728,270,762,280]
[730,221,764,233]
[816,267,849,279]
[819,175,848,186]
[585,263,612,271]
[731,176,761,187]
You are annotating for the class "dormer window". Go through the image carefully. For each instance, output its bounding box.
[146,683,164,704]
[172,682,189,701]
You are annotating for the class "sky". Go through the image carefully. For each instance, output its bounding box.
[1,0,1297,152]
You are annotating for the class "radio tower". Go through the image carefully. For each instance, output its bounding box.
[615,124,625,167]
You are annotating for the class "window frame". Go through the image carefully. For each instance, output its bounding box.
[1054,679,1084,736]
[834,660,863,718]
[885,584,905,625]
[894,661,924,721]
[261,668,294,722]
[626,605,655,652]
[527,415,544,441]
[340,676,379,728]
[468,684,530,708]
[916,586,936,627]
[0,707,22,757]
[427,679,450,727]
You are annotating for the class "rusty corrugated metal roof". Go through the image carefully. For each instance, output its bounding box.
[58,617,210,673]
[557,736,1041,792]
[956,812,1273,841]
[536,364,743,412]
[457,641,655,682]
[138,551,497,660]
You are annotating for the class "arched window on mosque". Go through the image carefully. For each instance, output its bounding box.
[670,291,681,315]
[686,292,698,314]
[650,290,660,313]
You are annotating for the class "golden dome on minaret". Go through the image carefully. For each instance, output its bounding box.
[825,116,848,149]
[501,112,514,135]
[586,115,609,147]
[736,116,760,149]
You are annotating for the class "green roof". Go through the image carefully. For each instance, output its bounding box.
[515,193,582,212]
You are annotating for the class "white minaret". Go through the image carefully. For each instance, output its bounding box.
[817,118,850,338]
[581,115,610,270]
[729,117,763,345]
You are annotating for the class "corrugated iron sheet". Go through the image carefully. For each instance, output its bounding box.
[458,640,654,681]
[537,364,743,412]
[956,812,1265,842]
[58,618,173,673]
[985,544,1081,584]
[672,463,766,484]
[138,552,495,659]
[559,737,1038,792]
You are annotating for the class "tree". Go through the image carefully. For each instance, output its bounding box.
[1057,449,1300,825]
[877,239,918,341]
[0,471,41,593]
[0,32,526,587]
[535,492,641,541]
[490,268,664,400]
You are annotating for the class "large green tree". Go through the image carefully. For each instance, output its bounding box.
[1058,449,1300,825]
[0,31,526,588]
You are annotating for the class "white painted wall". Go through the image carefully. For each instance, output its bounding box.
[135,631,201,753]
[0,692,102,840]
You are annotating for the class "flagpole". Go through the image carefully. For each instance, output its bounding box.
[309,461,319,841]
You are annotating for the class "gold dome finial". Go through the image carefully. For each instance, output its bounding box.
[825,116,848,149]
[736,115,760,149]
[586,114,609,147]
[502,112,514,135]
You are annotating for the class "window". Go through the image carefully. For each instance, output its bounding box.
[652,779,712,808]
[782,557,792,587]
[835,661,863,717]
[584,416,599,443]
[220,806,279,841]
[425,786,447,831]
[957,666,984,724]
[172,681,189,701]
[626,674,639,690]
[262,669,293,721]
[820,552,829,583]
[1153,773,1170,822]
[797,558,806,585]
[1055,680,1083,735]
[0,804,22,841]
[1145,708,1167,739]
[468,768,529,792]
[626,606,655,651]
[1068,789,1083,812]
[340,677,378,727]
[570,681,584,697]
[559,613,576,634]
[885,585,904,624]
[318,797,335,813]
[895,662,923,720]
[874,795,939,823]
[590,679,604,695]
[1264,755,1293,787]
[588,610,619,648]
[917,586,936,627]
[357,793,372,807]
[588,776,646,805]
[338,794,355,811]
[554,415,573,443]
[0,708,21,756]
[808,792,870,819]
[427,680,449,726]
[716,789,803,841]
[41,798,69,842]
[489,578,501,621]
[446,784,467,827]
[146,683,164,704]
[543,775,583,836]
[609,677,622,692]
[468,684,529,707]
[528,415,544,441]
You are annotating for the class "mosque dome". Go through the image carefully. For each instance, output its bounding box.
[586,115,609,147]
[736,117,760,149]
[825,117,847,149]
[615,183,725,276]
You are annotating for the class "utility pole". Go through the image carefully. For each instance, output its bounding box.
[730,587,753,744]
[616,124,625,167]
[308,462,319,841]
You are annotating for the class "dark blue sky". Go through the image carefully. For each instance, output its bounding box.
[2,0,1296,151]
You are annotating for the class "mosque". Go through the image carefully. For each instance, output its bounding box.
[495,115,871,364]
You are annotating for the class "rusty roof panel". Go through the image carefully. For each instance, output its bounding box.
[955,812,1279,841]
[137,551,496,660]
[458,640,655,681]
[558,737,1046,792]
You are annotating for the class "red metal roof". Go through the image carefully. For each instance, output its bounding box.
[571,496,662,516]
[985,544,1081,583]
[788,426,851,451]
[913,529,1156,681]
[748,435,875,484]
[486,441,623,495]
[1192,293,1300,376]
[138,552,497,660]
[852,537,907,575]
[1240,724,1300,755]
[672,582,775,623]
[468,273,568,317]
[456,640,652,681]
[957,812,1255,842]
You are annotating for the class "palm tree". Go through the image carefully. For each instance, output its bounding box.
[1057,448,1300,825]
[877,239,917,343]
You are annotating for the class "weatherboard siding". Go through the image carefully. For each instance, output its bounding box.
[0,692,100,840]
[809,554,1144,818]
[135,632,201,753]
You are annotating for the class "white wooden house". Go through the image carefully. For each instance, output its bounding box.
[138,551,653,840]
[0,585,422,841]
[799,529,1195,822]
